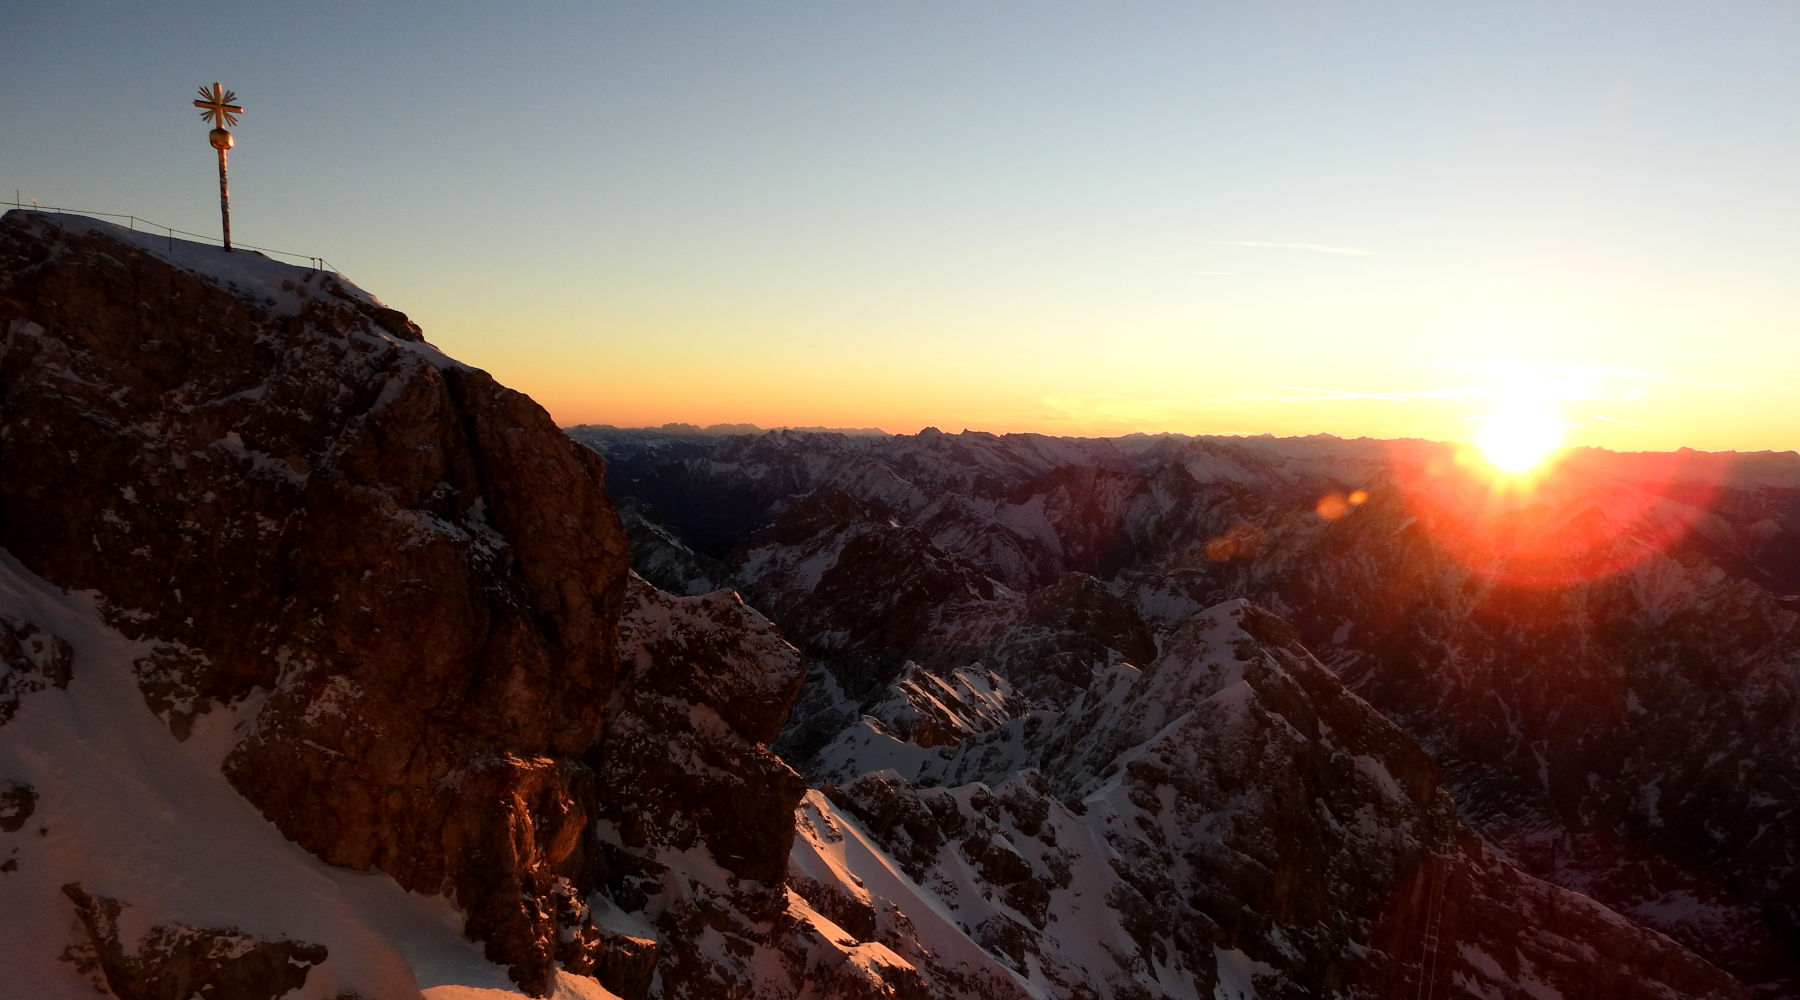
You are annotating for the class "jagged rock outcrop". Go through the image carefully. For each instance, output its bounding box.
[617,497,731,596]
[861,662,1020,749]
[809,600,1746,999]
[589,574,811,997]
[0,779,34,834]
[1,613,72,726]
[1,211,631,993]
[61,883,329,1000]
[599,573,808,889]
[578,570,1040,999]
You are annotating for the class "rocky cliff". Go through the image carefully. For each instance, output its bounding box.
[0,211,821,999]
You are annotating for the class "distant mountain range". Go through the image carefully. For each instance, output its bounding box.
[574,423,1799,998]
[570,421,892,439]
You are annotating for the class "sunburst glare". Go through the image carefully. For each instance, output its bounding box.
[1474,396,1566,475]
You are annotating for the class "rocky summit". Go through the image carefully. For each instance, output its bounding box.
[0,211,806,999]
[0,208,1779,1000]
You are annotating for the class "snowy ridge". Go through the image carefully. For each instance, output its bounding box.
[11,210,471,372]
[29,211,379,312]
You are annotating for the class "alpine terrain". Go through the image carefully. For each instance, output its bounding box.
[0,209,1784,999]
[570,422,1799,999]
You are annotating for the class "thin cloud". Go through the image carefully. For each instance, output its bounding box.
[1594,414,1648,426]
[1223,240,1377,256]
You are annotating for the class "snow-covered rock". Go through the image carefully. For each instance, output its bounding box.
[1,209,642,994]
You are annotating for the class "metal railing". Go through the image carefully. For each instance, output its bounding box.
[6,196,339,273]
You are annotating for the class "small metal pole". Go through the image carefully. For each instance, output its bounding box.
[216,146,232,251]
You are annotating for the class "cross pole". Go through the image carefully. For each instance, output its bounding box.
[193,83,244,251]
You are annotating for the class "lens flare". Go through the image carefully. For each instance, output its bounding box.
[1388,441,1726,589]
[1314,489,1368,521]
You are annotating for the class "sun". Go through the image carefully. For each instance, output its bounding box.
[1474,396,1566,475]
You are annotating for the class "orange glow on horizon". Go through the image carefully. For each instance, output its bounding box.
[441,322,1798,454]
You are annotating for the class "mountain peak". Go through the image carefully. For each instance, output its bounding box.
[1,210,636,995]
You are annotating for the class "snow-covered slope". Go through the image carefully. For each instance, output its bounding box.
[0,550,620,1000]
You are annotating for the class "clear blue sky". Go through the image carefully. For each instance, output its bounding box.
[6,2,1798,450]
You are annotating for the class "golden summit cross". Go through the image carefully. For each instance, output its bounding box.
[193,82,244,251]
[193,83,242,128]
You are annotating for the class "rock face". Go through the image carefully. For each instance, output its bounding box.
[581,424,1799,997]
[1,613,72,726]
[61,883,328,1000]
[801,601,1744,999]
[603,574,807,886]
[0,779,34,834]
[593,575,805,996]
[1,211,632,993]
[591,572,997,1000]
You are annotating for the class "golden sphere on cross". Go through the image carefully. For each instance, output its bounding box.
[209,128,235,151]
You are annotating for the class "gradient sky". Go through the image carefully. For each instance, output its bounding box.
[6,2,1798,451]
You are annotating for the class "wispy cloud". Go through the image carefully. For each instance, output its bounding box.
[1223,240,1377,256]
[1594,414,1648,426]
